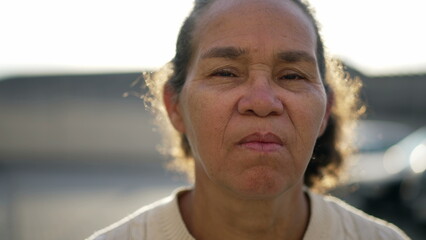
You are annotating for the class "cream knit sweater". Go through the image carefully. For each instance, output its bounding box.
[87,188,409,240]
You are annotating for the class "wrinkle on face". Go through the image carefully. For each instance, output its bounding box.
[176,0,328,198]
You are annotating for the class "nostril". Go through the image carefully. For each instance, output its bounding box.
[244,109,256,116]
[237,78,285,117]
[237,94,284,117]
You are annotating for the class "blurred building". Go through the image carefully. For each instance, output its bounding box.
[346,66,426,127]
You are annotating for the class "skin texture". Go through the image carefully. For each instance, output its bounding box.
[164,0,330,239]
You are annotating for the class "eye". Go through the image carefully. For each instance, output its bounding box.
[210,69,238,78]
[279,73,305,81]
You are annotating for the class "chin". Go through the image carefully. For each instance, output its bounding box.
[229,166,295,199]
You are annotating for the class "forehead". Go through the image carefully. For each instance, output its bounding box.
[193,0,317,59]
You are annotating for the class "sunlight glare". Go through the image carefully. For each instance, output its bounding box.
[410,142,426,174]
[1,0,426,77]
[0,0,194,76]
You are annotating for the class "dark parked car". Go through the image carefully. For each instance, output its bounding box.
[337,124,426,226]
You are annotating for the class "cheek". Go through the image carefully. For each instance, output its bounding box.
[290,93,327,142]
[181,90,233,160]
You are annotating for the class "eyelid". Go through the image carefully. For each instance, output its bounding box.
[209,67,239,77]
[277,69,308,80]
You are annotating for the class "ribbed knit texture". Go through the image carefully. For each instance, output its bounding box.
[87,187,410,240]
[156,189,194,240]
[304,192,410,240]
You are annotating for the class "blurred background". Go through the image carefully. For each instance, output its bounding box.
[1,0,426,239]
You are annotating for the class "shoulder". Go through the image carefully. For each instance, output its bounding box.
[304,191,410,240]
[86,187,192,240]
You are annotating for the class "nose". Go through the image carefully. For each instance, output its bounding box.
[237,74,284,117]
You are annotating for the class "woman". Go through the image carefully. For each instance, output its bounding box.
[88,0,409,239]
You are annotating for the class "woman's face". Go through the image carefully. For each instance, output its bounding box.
[167,0,328,198]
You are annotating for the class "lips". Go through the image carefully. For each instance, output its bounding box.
[238,132,283,152]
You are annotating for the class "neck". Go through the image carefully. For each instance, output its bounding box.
[179,178,310,240]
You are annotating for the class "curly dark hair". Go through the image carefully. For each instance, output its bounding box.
[144,0,364,192]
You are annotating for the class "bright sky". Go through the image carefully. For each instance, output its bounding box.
[1,0,426,79]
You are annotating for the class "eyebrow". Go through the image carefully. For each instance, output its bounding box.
[200,46,316,64]
[277,51,316,64]
[201,47,248,59]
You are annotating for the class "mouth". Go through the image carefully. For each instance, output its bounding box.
[238,132,283,152]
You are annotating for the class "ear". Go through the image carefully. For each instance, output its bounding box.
[163,84,186,133]
[319,93,333,136]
